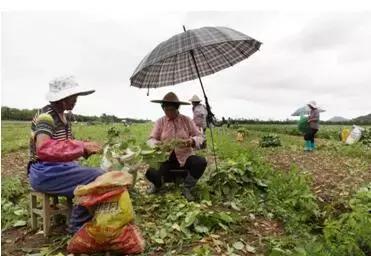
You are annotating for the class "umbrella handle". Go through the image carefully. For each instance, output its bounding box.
[188,47,219,171]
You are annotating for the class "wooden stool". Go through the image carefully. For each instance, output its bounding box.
[30,191,73,237]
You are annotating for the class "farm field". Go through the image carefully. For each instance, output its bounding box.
[1,121,370,256]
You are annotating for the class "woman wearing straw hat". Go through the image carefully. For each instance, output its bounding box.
[189,94,208,149]
[28,76,104,234]
[304,101,320,151]
[145,92,207,201]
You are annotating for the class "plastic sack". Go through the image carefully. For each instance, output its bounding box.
[91,190,135,240]
[68,171,145,254]
[236,132,244,142]
[298,115,309,134]
[76,188,126,208]
[37,139,84,162]
[67,223,145,254]
[345,125,364,145]
[74,171,133,197]
[340,128,350,143]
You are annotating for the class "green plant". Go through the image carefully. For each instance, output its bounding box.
[265,167,320,234]
[322,184,371,256]
[268,184,371,256]
[260,134,282,147]
[206,158,268,201]
[1,176,29,229]
[361,128,371,148]
[132,191,239,253]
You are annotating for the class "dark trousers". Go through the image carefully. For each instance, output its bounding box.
[304,128,318,143]
[145,151,207,188]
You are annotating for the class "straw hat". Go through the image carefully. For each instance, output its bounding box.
[46,76,95,102]
[307,101,318,109]
[189,95,202,103]
[151,92,190,105]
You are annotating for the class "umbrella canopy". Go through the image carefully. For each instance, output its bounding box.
[291,105,326,116]
[130,26,262,88]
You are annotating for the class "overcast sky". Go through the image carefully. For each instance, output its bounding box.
[2,10,371,121]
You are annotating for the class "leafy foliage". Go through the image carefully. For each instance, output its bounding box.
[1,176,29,229]
[323,184,371,256]
[205,159,268,201]
[132,192,239,252]
[2,121,370,255]
[260,134,282,147]
[265,167,320,233]
[360,128,371,148]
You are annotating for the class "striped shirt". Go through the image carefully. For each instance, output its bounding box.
[29,105,74,162]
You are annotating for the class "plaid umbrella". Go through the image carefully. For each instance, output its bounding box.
[291,105,326,116]
[130,26,262,88]
[130,26,261,170]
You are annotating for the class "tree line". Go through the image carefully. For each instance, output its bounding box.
[226,118,371,125]
[1,106,150,124]
[2,106,369,125]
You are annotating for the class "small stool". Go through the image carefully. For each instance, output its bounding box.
[30,191,73,237]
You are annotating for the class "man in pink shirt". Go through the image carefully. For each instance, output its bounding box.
[145,92,207,201]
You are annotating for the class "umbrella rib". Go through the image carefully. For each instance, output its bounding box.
[232,40,260,60]
[171,53,178,87]
[197,47,216,75]
[187,50,199,81]
[213,43,234,67]
[154,63,163,89]
[227,41,249,60]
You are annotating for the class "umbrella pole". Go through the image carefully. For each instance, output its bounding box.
[189,49,219,171]
[183,25,218,171]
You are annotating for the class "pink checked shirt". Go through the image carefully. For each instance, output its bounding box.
[148,114,204,167]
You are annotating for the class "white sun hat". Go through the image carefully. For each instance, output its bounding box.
[46,76,95,102]
[189,94,202,102]
[307,101,318,109]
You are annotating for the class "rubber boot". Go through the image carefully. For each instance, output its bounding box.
[304,140,311,151]
[182,175,197,201]
[310,141,316,151]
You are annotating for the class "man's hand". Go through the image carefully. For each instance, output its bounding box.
[83,141,103,158]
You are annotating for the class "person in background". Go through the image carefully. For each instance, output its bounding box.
[145,92,207,201]
[304,101,320,151]
[189,95,208,149]
[28,76,103,234]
